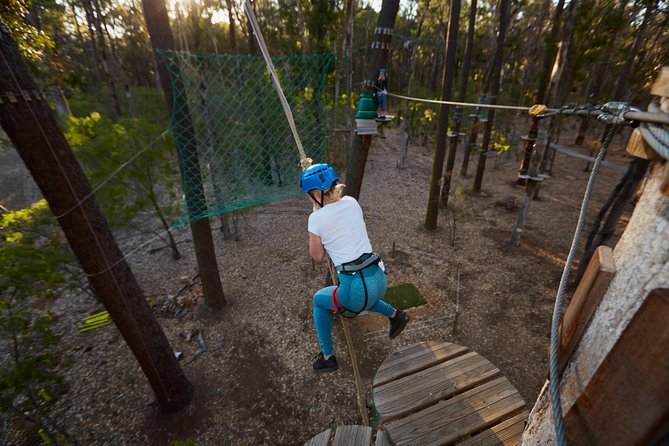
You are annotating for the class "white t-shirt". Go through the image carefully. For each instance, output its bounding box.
[308,196,373,266]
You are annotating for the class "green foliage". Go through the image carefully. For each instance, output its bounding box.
[65,112,181,230]
[0,201,74,443]
[383,283,426,310]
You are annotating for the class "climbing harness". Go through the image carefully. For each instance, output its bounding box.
[331,253,381,318]
[336,252,381,273]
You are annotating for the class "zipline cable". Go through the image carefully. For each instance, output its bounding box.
[388,92,669,126]
[244,0,311,169]
[54,130,170,220]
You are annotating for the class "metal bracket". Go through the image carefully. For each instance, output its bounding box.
[599,101,630,125]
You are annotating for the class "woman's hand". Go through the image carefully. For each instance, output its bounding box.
[309,232,326,263]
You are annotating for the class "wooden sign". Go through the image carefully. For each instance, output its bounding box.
[565,288,669,445]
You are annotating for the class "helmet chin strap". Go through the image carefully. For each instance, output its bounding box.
[308,190,325,208]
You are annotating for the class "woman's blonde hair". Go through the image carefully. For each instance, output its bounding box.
[324,183,346,200]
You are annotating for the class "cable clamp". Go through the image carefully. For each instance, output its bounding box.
[599,101,630,125]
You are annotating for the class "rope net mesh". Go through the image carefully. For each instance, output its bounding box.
[159,51,334,224]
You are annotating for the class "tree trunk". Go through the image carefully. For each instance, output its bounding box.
[223,0,238,53]
[397,0,430,169]
[90,0,122,117]
[472,0,511,193]
[424,0,461,229]
[0,22,192,411]
[540,0,578,175]
[535,0,565,105]
[440,0,476,206]
[344,0,400,199]
[81,0,104,92]
[141,0,226,310]
[342,0,355,133]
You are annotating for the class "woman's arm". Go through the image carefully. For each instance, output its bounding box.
[309,232,327,263]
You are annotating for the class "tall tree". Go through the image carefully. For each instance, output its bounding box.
[344,0,400,199]
[397,0,431,169]
[440,0,476,207]
[0,22,193,411]
[472,0,511,193]
[424,0,461,229]
[140,0,226,309]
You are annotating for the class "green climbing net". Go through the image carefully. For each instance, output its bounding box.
[159,51,334,224]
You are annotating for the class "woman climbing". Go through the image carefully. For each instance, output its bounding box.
[302,163,409,373]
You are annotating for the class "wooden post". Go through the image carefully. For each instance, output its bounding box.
[510,119,542,246]
[564,288,669,445]
[558,245,615,374]
[517,116,539,184]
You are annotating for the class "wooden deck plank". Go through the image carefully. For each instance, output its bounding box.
[374,429,392,446]
[389,391,525,446]
[374,342,469,387]
[304,428,332,446]
[375,353,501,421]
[332,425,372,446]
[385,377,518,436]
[457,411,528,446]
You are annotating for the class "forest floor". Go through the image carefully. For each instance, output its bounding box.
[1,122,635,445]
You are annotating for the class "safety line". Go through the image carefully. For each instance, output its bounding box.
[388,92,548,112]
[547,114,623,446]
[0,45,173,404]
[54,130,169,220]
[244,0,311,168]
[328,261,369,426]
[83,225,186,277]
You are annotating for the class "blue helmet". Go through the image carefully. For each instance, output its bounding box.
[300,163,338,193]
[379,68,387,73]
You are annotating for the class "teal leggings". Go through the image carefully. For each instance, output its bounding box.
[312,264,395,356]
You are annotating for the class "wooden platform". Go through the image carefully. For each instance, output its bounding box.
[304,425,391,446]
[372,341,528,446]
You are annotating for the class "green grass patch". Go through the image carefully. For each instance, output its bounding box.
[383,282,426,310]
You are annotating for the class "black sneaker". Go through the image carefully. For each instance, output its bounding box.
[389,310,409,339]
[313,353,338,373]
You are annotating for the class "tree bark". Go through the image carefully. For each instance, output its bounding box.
[342,0,355,134]
[472,0,511,193]
[424,0,461,229]
[223,0,238,53]
[0,22,193,411]
[397,0,430,169]
[344,0,400,199]
[440,0,475,207]
[90,0,122,117]
[141,0,226,309]
[535,0,565,105]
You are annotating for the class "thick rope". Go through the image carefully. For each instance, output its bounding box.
[243,0,311,169]
[548,121,620,446]
[328,261,369,426]
[243,0,365,422]
[639,102,669,161]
